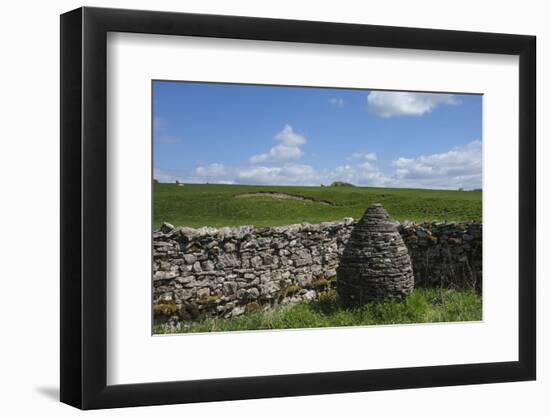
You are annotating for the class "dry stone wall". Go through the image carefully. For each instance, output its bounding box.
[153,219,481,321]
[398,221,482,291]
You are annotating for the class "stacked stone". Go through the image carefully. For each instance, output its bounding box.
[399,221,482,291]
[337,204,414,305]
[153,214,481,322]
[153,219,355,321]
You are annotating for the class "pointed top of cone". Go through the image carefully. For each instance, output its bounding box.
[361,203,391,221]
[357,203,396,232]
[364,203,389,217]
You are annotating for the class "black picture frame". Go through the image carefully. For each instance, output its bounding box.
[60,6,536,410]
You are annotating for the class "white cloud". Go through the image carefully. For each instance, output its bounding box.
[237,164,317,185]
[153,168,180,183]
[153,116,182,144]
[158,140,481,189]
[328,97,345,107]
[359,161,378,172]
[275,124,306,146]
[349,150,378,161]
[389,140,481,189]
[157,134,481,190]
[153,168,199,184]
[154,167,234,184]
[250,145,302,164]
[250,125,306,164]
[235,160,391,187]
[367,91,459,118]
[195,163,226,177]
[329,162,391,187]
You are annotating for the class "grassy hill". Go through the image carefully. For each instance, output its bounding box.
[153,183,481,229]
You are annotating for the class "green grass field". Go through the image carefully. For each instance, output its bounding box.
[154,288,482,334]
[154,183,482,229]
[154,183,482,332]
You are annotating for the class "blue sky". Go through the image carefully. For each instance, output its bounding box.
[153,81,482,190]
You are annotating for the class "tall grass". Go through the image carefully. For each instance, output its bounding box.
[154,288,482,334]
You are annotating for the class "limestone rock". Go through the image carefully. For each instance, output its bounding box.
[337,204,414,305]
[153,213,481,321]
[160,222,175,234]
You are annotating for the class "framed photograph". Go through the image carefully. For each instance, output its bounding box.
[60,6,536,409]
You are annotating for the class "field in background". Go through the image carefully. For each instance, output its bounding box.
[154,183,482,229]
[154,288,482,334]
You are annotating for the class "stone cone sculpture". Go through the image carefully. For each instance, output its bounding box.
[337,204,414,306]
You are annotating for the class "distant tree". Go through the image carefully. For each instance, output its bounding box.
[175,180,179,185]
[458,187,464,191]
[331,181,355,187]
[153,179,159,184]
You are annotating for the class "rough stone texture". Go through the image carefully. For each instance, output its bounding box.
[153,215,482,322]
[337,204,414,305]
[399,220,482,291]
[152,219,353,322]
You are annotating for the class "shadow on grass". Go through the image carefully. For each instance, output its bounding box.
[154,288,482,334]
[309,292,349,315]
